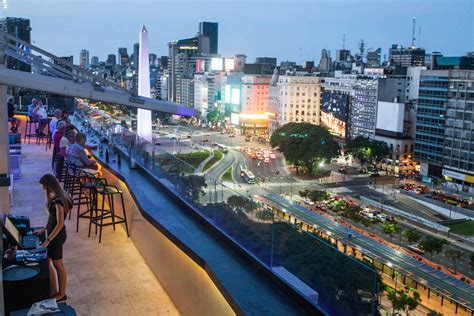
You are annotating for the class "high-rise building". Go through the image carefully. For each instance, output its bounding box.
[366,48,382,68]
[118,47,129,66]
[106,54,116,66]
[336,49,351,62]
[442,70,474,193]
[132,43,139,69]
[0,17,32,72]
[180,77,195,108]
[149,53,157,67]
[319,49,332,73]
[268,68,280,134]
[79,49,89,68]
[90,56,99,66]
[277,75,323,126]
[198,21,218,54]
[414,70,448,177]
[389,44,425,67]
[350,76,379,138]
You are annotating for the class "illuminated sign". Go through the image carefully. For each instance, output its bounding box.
[196,59,205,73]
[225,85,231,103]
[231,113,240,125]
[231,88,240,105]
[225,58,235,71]
[211,57,223,71]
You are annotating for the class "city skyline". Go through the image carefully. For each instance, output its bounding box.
[1,0,473,63]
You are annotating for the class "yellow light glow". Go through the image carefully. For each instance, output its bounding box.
[238,113,269,120]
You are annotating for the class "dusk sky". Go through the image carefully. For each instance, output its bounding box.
[2,0,473,64]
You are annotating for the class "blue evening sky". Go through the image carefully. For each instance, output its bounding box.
[2,0,473,63]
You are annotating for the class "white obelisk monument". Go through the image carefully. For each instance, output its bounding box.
[137,25,152,141]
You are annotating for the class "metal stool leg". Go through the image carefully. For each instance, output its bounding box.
[120,192,129,237]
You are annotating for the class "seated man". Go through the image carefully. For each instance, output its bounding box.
[49,109,62,139]
[7,98,20,133]
[67,133,97,169]
[33,100,49,136]
[27,98,37,118]
[60,130,76,158]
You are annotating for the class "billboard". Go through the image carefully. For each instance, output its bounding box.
[195,59,205,73]
[231,88,240,105]
[376,101,405,133]
[211,57,223,71]
[230,112,240,125]
[225,58,235,71]
[321,91,350,121]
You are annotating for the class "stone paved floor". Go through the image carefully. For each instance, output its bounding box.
[9,141,180,316]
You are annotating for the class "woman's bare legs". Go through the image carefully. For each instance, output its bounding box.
[52,259,67,299]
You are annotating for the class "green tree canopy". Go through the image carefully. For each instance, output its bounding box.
[445,249,463,274]
[270,123,340,176]
[402,229,422,246]
[206,110,224,126]
[419,236,449,260]
[381,223,401,242]
[387,287,421,315]
[344,136,390,173]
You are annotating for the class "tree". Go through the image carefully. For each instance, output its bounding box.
[419,236,449,260]
[402,229,422,246]
[270,123,340,176]
[445,249,463,274]
[360,217,380,234]
[179,175,207,202]
[227,195,246,212]
[381,223,401,242]
[387,287,421,316]
[344,136,390,173]
[206,110,224,126]
[307,190,330,203]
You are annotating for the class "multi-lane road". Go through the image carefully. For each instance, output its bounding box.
[256,194,474,311]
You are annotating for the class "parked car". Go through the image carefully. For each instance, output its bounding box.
[264,157,270,163]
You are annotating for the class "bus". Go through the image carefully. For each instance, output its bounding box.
[242,170,256,184]
[216,143,229,153]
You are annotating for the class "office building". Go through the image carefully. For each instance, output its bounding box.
[79,49,89,68]
[375,74,415,163]
[268,68,280,133]
[336,49,351,62]
[118,47,129,66]
[366,48,382,68]
[350,76,379,138]
[414,70,449,177]
[389,44,425,67]
[198,21,218,54]
[132,43,139,69]
[277,74,323,126]
[319,49,331,73]
[0,17,32,72]
[106,54,116,66]
[280,61,297,72]
[256,57,277,74]
[221,73,243,116]
[442,70,474,193]
[90,56,99,66]
[181,77,194,108]
[321,74,357,139]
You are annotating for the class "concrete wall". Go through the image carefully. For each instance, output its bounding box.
[99,167,236,316]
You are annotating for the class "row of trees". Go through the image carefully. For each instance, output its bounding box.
[271,123,391,176]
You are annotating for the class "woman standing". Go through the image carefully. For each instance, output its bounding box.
[34,174,72,301]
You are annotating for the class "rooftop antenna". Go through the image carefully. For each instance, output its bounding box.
[358,39,365,61]
[418,26,422,48]
[411,17,416,48]
[342,34,346,50]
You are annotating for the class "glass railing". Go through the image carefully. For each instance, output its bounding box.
[72,105,379,316]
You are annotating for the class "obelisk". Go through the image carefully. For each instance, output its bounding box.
[137,25,152,141]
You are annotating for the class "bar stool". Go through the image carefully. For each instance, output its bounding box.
[36,122,50,145]
[74,175,100,232]
[88,179,129,243]
[24,116,39,144]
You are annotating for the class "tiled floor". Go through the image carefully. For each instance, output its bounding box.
[9,142,180,316]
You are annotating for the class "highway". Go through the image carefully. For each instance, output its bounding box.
[255,194,474,310]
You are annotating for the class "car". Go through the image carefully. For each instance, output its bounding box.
[154,142,161,146]
[245,136,251,142]
[339,166,348,173]
[250,153,257,159]
[257,154,264,160]
[229,134,235,138]
[269,154,276,159]
[409,245,425,255]
[264,157,270,163]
